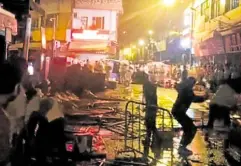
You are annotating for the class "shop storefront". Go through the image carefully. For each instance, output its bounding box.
[194,31,225,64]
[0,7,17,62]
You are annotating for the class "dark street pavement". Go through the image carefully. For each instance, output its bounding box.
[103,84,228,165]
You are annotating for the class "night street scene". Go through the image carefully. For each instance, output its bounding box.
[1,0,241,166]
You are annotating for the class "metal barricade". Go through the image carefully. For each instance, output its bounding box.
[124,100,174,157]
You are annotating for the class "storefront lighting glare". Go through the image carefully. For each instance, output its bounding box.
[138,39,145,46]
[163,0,176,6]
[220,0,226,5]
[181,38,191,48]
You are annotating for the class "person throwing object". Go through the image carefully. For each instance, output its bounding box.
[172,77,208,156]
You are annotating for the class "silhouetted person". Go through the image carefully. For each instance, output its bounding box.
[172,77,208,156]
[143,73,158,158]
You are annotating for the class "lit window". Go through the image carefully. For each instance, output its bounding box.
[91,17,105,30]
[80,17,88,29]
[225,0,240,12]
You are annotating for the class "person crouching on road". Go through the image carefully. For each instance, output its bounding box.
[172,77,208,156]
[143,73,158,157]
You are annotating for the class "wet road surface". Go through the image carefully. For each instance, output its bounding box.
[103,84,229,165]
[64,84,233,165]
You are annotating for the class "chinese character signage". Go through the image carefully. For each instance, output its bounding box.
[74,0,123,12]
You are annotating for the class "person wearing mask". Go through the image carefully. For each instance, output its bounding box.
[143,73,158,158]
[172,77,209,156]
[0,62,22,165]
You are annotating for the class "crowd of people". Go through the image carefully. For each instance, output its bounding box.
[143,62,241,157]
[1,55,241,164]
[0,57,66,166]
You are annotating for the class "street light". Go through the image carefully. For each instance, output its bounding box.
[50,17,56,57]
[163,0,176,6]
[138,39,145,46]
[50,17,56,40]
[148,30,153,35]
[220,0,226,5]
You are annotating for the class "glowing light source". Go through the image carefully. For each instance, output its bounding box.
[148,30,153,35]
[123,48,131,55]
[138,39,145,46]
[72,30,109,40]
[220,0,226,5]
[163,0,176,6]
[65,142,74,152]
[181,38,191,49]
[28,64,34,75]
[131,45,136,49]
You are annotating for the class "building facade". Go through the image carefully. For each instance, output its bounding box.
[183,0,241,64]
[31,0,72,43]
[68,0,123,61]
[0,6,17,62]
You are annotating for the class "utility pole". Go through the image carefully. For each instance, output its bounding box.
[50,17,56,57]
[4,27,12,60]
[22,0,31,61]
[190,0,195,66]
[23,16,32,61]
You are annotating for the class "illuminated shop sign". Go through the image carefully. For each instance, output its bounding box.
[72,30,109,40]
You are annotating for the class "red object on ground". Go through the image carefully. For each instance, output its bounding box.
[76,127,109,153]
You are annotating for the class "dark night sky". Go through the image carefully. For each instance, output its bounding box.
[0,0,28,20]
[119,0,192,46]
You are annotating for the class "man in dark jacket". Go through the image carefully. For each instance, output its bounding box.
[143,73,158,157]
[172,77,208,156]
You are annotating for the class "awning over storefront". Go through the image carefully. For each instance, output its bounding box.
[194,37,225,56]
[9,42,42,51]
[194,30,225,56]
[0,8,17,35]
[74,0,123,13]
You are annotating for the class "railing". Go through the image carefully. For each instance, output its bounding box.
[124,100,174,157]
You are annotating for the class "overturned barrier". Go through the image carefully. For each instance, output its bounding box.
[124,100,174,158]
